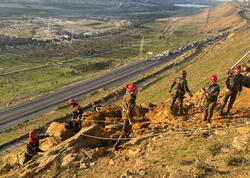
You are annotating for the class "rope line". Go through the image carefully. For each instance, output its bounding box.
[81,119,249,127]
[80,122,248,141]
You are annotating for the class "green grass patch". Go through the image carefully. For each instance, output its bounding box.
[207,143,222,157]
[0,156,2,166]
[225,155,248,167]
[164,136,202,164]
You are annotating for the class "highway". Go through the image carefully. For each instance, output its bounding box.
[0,52,182,131]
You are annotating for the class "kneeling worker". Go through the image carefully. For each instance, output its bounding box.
[23,131,48,164]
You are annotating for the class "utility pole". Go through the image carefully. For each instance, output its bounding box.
[48,17,51,38]
[139,36,144,58]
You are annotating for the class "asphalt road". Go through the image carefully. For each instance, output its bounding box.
[0,52,182,131]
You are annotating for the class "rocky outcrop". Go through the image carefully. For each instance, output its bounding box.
[46,122,74,141]
[1,89,249,177]
[232,135,249,151]
[9,124,103,178]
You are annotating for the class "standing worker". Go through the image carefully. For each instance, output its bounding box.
[65,99,83,133]
[202,75,220,123]
[220,65,244,116]
[23,131,48,164]
[169,70,193,115]
[114,83,138,150]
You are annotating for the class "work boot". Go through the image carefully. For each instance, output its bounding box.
[170,99,175,111]
[128,118,134,125]
[178,104,183,115]
[113,144,119,151]
[203,111,208,121]
[178,109,184,116]
[226,107,231,116]
[170,105,173,111]
[219,109,224,116]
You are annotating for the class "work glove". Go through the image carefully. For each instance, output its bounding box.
[226,89,232,94]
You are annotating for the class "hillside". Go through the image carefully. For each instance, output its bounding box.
[137,25,250,104]
[0,3,249,178]
[0,3,246,110]
[0,84,249,177]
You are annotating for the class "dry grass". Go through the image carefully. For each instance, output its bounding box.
[137,26,250,104]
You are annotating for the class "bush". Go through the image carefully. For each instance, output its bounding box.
[225,155,247,167]
[69,60,114,74]
[207,143,222,157]
[192,157,212,178]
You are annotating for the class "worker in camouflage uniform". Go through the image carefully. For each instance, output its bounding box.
[169,70,193,115]
[114,83,137,150]
[219,65,244,116]
[202,75,220,123]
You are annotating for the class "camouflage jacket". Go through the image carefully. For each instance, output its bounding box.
[122,91,136,118]
[170,77,191,94]
[202,82,220,101]
[226,70,243,92]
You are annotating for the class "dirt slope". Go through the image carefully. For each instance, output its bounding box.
[0,82,249,177]
[205,4,247,33]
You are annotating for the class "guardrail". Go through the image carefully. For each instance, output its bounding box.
[231,50,250,69]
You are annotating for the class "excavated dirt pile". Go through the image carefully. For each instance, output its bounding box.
[1,85,249,177]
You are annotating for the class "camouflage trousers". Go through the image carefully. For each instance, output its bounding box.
[113,108,134,150]
[113,117,132,150]
[220,90,238,113]
[170,93,184,113]
[204,99,216,122]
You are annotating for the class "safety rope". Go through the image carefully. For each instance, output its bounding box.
[79,122,248,141]
[82,116,249,126]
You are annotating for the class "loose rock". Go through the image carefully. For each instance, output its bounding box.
[232,135,249,151]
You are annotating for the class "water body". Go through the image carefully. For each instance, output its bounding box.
[174,4,210,8]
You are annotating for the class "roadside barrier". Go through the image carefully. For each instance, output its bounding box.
[231,50,250,69]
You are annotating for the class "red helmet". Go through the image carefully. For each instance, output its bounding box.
[29,130,37,137]
[127,84,137,91]
[234,65,241,70]
[68,98,76,105]
[210,75,217,82]
[180,70,187,75]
